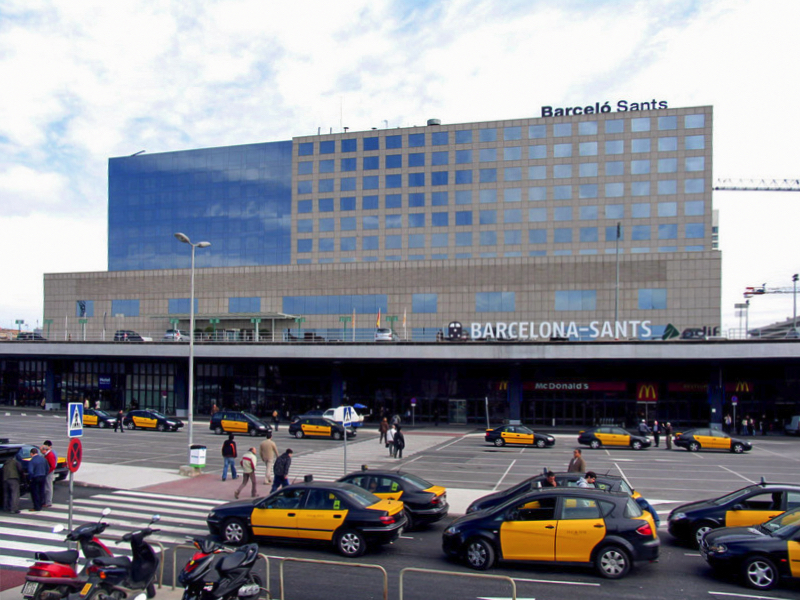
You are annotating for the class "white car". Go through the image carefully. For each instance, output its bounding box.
[323,405,364,428]
[374,328,399,342]
[163,329,189,342]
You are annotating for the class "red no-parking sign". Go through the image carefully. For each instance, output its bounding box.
[67,438,83,473]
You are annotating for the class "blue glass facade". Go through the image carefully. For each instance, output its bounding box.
[108,141,293,271]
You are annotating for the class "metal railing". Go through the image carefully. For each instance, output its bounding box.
[278,557,388,600]
[399,567,517,600]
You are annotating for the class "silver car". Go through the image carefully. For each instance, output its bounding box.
[374,328,399,342]
[163,329,189,342]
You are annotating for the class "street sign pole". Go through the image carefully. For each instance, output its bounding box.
[67,404,83,531]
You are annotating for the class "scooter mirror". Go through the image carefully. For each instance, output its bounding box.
[101,508,112,517]
[151,514,161,523]
[52,525,65,534]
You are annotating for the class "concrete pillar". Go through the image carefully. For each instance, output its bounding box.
[509,364,522,423]
[331,366,343,407]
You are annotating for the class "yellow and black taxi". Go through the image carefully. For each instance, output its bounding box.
[485,425,555,448]
[82,408,118,428]
[289,415,355,440]
[668,481,800,548]
[466,471,643,514]
[443,487,659,578]
[209,411,272,437]
[338,469,448,529]
[0,443,69,491]
[577,426,651,450]
[673,427,752,453]
[701,506,800,591]
[122,409,184,432]
[206,480,406,557]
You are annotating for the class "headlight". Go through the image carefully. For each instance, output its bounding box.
[671,512,687,521]
[708,543,727,554]
[444,526,460,536]
[167,421,176,425]
[207,511,216,519]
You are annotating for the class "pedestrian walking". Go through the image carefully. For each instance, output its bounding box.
[652,420,661,447]
[386,424,396,457]
[740,417,748,436]
[259,431,278,486]
[379,418,389,445]
[271,449,293,492]
[637,419,651,437]
[394,425,405,459]
[723,413,732,434]
[234,447,258,499]
[114,408,125,433]
[748,417,756,436]
[665,422,673,449]
[567,448,586,473]
[41,441,57,508]
[210,403,219,416]
[221,434,238,481]
[83,398,89,410]
[272,410,280,432]
[2,452,22,513]
[26,447,47,511]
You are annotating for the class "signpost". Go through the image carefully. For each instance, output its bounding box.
[79,318,88,341]
[209,318,220,341]
[410,397,416,427]
[67,403,84,530]
[250,318,261,342]
[732,395,738,430]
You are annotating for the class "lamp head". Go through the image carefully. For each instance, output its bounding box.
[174,232,191,244]
[197,241,211,248]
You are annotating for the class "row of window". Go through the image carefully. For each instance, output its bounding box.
[296,115,706,155]
[297,139,706,174]
[295,224,704,253]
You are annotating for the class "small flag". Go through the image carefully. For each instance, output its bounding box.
[403,308,406,328]
[377,308,381,328]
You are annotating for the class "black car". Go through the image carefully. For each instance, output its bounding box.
[673,428,752,453]
[82,408,118,428]
[577,426,651,450]
[701,506,800,590]
[668,481,800,548]
[15,332,47,341]
[206,481,406,557]
[209,411,272,437]
[338,470,448,529]
[0,444,69,496]
[443,487,659,578]
[485,425,555,448]
[466,471,643,514]
[122,409,184,432]
[289,416,355,440]
[113,330,151,342]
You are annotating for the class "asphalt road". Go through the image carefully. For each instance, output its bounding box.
[4,412,800,599]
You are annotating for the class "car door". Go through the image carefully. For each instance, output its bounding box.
[84,410,98,427]
[789,530,800,578]
[609,427,631,446]
[499,495,558,561]
[295,489,349,540]
[725,491,785,527]
[251,488,307,538]
[516,426,535,445]
[711,431,732,450]
[555,496,606,563]
[693,428,714,448]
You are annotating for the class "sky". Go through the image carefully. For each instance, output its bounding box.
[0,0,798,334]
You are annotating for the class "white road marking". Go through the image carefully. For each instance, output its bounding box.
[435,436,468,451]
[614,462,632,489]
[708,591,794,600]
[493,460,517,492]
[513,576,601,587]
[719,465,755,484]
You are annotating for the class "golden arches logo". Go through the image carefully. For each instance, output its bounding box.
[735,381,750,393]
[637,383,658,401]
[498,381,509,391]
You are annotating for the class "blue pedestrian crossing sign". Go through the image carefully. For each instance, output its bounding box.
[68,403,84,438]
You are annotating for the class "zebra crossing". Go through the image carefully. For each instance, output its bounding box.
[0,490,223,571]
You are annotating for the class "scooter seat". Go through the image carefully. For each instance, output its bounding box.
[218,544,258,572]
[93,556,131,568]
[35,549,79,564]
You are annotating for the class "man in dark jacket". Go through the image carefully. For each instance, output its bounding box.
[221,434,238,481]
[271,449,293,492]
[27,448,48,511]
[394,426,406,459]
[3,454,22,513]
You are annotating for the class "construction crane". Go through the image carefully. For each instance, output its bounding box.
[744,284,797,298]
[714,178,800,192]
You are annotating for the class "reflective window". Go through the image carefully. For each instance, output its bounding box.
[455,130,472,144]
[658,202,677,217]
[685,156,705,172]
[319,179,334,193]
[456,149,472,164]
[386,235,402,249]
[297,239,312,253]
[363,175,379,190]
[579,184,598,198]
[480,231,497,245]
[319,159,335,173]
[529,208,547,222]
[505,209,522,223]
[479,128,497,142]
[685,135,705,150]
[297,181,312,195]
[480,189,497,203]
[554,228,572,243]
[431,131,449,146]
[363,236,379,251]
[166,299,193,315]
[632,203,650,218]
[605,161,623,176]
[283,294,388,315]
[230,297,260,313]
[605,204,624,219]
[605,225,623,241]
[579,141,598,156]
[386,135,402,149]
[632,225,651,240]
[385,194,402,209]
[504,126,522,140]
[658,224,678,239]
[408,234,425,249]
[685,200,704,216]
[638,288,667,309]
[529,229,547,244]
[341,237,356,251]
[555,290,597,311]
[554,206,572,221]
[432,233,448,248]
[432,191,448,206]
[340,197,356,211]
[631,159,650,174]
[631,117,650,132]
[529,145,546,159]
[554,165,572,178]
[658,137,678,151]
[341,139,357,152]
[432,171,449,186]
[362,215,379,230]
[553,185,572,200]
[409,213,425,228]
[455,211,473,226]
[554,143,572,158]
[605,140,623,154]
[111,299,139,316]
[580,205,598,219]
[479,148,497,162]
[631,181,650,196]
[456,170,473,184]
[319,218,334,232]
[579,163,598,177]
[319,198,334,212]
[298,142,314,156]
[580,227,598,242]
[529,124,546,138]
[605,119,624,134]
[658,180,677,195]
[685,245,704,252]
[297,219,313,233]
[476,291,515,312]
[553,123,572,137]
[685,114,705,128]
[504,188,522,202]
[432,151,449,166]
[298,199,312,213]
[456,231,472,246]
[529,186,547,201]
[409,193,425,207]
[363,156,379,170]
[413,293,438,313]
[658,116,677,130]
[685,223,705,238]
[408,172,425,187]
[409,153,425,167]
[386,215,403,228]
[658,158,678,173]
[479,209,497,224]
[340,177,356,192]
[298,161,313,175]
[685,178,704,193]
[631,139,651,153]
[319,140,335,154]
[529,166,546,180]
[408,133,425,147]
[504,230,522,244]
[578,121,598,135]
[504,146,522,161]
[605,182,624,197]
[479,168,497,183]
[631,247,649,254]
[432,212,449,226]
[455,190,472,204]
[385,174,402,188]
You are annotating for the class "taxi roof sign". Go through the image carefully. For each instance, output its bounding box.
[68,402,84,438]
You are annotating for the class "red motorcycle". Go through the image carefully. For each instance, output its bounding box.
[22,508,113,600]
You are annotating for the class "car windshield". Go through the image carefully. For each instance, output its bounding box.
[762,508,800,534]
[339,486,382,508]
[618,480,634,496]
[95,410,111,418]
[397,472,434,490]
[711,487,753,505]
[150,411,167,419]
[242,412,261,422]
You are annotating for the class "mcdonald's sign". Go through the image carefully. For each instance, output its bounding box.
[724,381,753,393]
[637,383,658,403]
[495,381,509,391]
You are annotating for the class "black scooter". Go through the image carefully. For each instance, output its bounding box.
[178,538,261,600]
[68,514,161,600]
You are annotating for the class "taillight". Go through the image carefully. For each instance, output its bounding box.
[88,565,100,574]
[379,515,396,525]
[636,522,653,536]
[430,495,441,505]
[28,568,51,577]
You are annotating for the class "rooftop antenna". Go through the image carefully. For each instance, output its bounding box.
[130,150,146,157]
[384,120,388,129]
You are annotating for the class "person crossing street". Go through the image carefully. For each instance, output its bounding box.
[259,431,278,486]
[234,447,258,499]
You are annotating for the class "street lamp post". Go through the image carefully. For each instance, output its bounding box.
[174,232,211,449]
[793,274,798,334]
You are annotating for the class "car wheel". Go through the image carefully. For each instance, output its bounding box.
[157,423,166,432]
[589,439,601,449]
[333,431,343,440]
[214,426,223,435]
[335,529,366,557]
[249,428,258,437]
[98,421,106,429]
[742,555,778,590]
[631,440,643,450]
[688,441,701,452]
[464,538,496,570]
[692,522,715,548]
[732,443,744,453]
[493,438,505,447]
[125,421,135,430]
[221,518,249,546]
[595,545,631,579]
[403,509,415,531]
[535,438,546,448]
[295,430,304,439]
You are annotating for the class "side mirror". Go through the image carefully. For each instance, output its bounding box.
[151,514,161,523]
[52,524,65,534]
[732,504,744,511]
[102,507,112,517]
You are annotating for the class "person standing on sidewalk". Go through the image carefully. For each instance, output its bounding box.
[394,426,406,459]
[259,431,278,486]
[567,448,586,473]
[221,434,238,481]
[234,447,257,499]
[652,420,661,447]
[271,449,293,492]
[664,422,673,450]
[385,423,395,457]
[2,453,22,513]
[272,410,280,432]
[41,441,57,508]
[26,447,47,511]
[114,408,125,433]
[379,418,389,445]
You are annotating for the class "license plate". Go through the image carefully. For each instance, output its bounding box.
[21,581,40,598]
[80,582,93,596]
